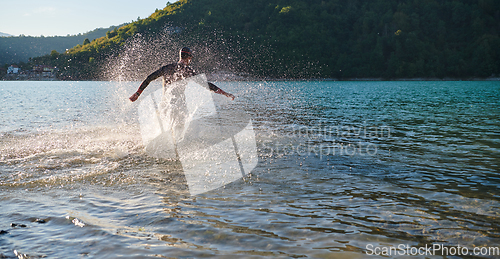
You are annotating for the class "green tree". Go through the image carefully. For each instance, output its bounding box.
[50,50,59,58]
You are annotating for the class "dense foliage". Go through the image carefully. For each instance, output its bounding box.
[4,0,500,80]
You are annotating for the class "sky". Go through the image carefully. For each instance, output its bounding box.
[0,0,174,37]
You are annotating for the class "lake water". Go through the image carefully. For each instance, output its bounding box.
[0,80,499,258]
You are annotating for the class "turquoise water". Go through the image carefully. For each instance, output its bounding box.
[0,80,499,258]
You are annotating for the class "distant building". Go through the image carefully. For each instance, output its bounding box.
[7,65,19,74]
[43,66,55,72]
[33,65,56,77]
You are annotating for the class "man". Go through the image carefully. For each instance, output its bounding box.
[129,47,235,102]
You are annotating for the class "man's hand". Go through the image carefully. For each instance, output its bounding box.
[129,92,140,102]
[226,93,235,101]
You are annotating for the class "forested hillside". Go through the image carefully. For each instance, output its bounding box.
[0,25,123,66]
[9,0,500,80]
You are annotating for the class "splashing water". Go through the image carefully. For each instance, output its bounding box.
[136,74,257,195]
[0,81,147,189]
[101,25,267,82]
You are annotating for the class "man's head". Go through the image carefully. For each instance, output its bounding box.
[180,47,193,60]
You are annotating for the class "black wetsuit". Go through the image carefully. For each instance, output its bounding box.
[136,62,226,143]
[137,62,220,95]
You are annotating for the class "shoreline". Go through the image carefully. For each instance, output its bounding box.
[2,74,500,82]
[334,77,500,81]
[2,73,58,81]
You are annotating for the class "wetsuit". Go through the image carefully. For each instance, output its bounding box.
[134,62,228,143]
[135,62,222,96]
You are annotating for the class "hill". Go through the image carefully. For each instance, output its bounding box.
[0,32,12,37]
[0,25,124,66]
[8,0,500,80]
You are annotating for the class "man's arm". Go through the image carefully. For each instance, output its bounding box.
[129,67,166,102]
[208,82,235,100]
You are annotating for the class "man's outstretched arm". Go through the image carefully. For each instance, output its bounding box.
[208,82,235,100]
[129,68,164,102]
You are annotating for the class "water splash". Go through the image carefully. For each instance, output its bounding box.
[101,25,267,82]
[0,125,143,188]
[135,74,258,195]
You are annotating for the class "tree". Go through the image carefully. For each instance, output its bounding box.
[50,50,59,58]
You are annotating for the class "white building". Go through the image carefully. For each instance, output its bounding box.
[7,65,19,74]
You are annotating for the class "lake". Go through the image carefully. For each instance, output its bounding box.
[0,80,499,258]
